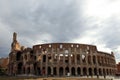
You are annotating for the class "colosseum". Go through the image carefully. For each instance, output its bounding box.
[8,32,116,78]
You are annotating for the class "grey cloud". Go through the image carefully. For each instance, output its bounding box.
[0,0,85,57]
[99,17,120,50]
[0,0,120,64]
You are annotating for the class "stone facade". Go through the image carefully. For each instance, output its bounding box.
[116,62,120,76]
[0,57,9,69]
[8,33,116,77]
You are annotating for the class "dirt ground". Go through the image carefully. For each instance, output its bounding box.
[0,77,112,80]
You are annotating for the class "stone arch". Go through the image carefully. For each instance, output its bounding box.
[16,51,22,61]
[103,68,106,75]
[94,68,97,75]
[53,67,57,76]
[17,62,23,74]
[37,67,41,75]
[83,67,87,76]
[110,69,112,75]
[77,54,80,64]
[23,67,25,74]
[71,67,75,76]
[106,69,109,75]
[93,55,96,64]
[24,55,27,60]
[42,67,45,75]
[88,55,91,64]
[71,54,75,64]
[59,67,63,76]
[77,67,81,76]
[47,67,51,76]
[82,54,86,63]
[34,63,37,75]
[99,68,102,76]
[97,56,101,65]
[27,67,30,74]
[65,67,69,75]
[88,68,92,76]
[101,57,104,64]
[43,55,46,62]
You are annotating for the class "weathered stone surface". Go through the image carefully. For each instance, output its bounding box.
[8,32,116,79]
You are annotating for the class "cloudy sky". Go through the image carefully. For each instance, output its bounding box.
[0,0,120,63]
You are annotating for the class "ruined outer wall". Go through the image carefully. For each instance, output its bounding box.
[33,43,116,76]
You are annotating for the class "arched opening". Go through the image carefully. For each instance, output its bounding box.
[17,63,23,74]
[48,55,52,63]
[77,67,81,76]
[16,51,22,61]
[89,68,92,76]
[106,69,109,75]
[99,68,102,76]
[42,67,45,75]
[94,68,97,75]
[27,67,30,74]
[47,67,51,76]
[93,56,96,64]
[37,67,41,75]
[71,54,75,64]
[88,55,91,64]
[65,67,69,75]
[103,69,106,76]
[24,55,27,60]
[101,57,104,64]
[43,55,46,62]
[59,67,63,76]
[82,54,86,63]
[71,67,75,76]
[110,69,112,75]
[53,67,57,76]
[23,67,25,74]
[77,54,80,64]
[65,55,69,64]
[34,63,37,75]
[97,56,101,65]
[83,67,87,76]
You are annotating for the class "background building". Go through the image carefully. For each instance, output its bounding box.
[116,62,120,76]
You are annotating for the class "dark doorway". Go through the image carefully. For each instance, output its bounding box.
[94,68,97,75]
[65,67,69,75]
[17,63,23,74]
[77,67,81,76]
[83,67,87,76]
[16,51,22,61]
[99,68,102,76]
[89,68,92,76]
[27,67,30,74]
[23,67,25,74]
[43,55,46,62]
[53,67,57,76]
[59,67,63,76]
[47,67,51,76]
[37,67,41,75]
[71,67,75,76]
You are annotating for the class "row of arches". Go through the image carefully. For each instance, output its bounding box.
[34,67,114,76]
[42,54,115,67]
